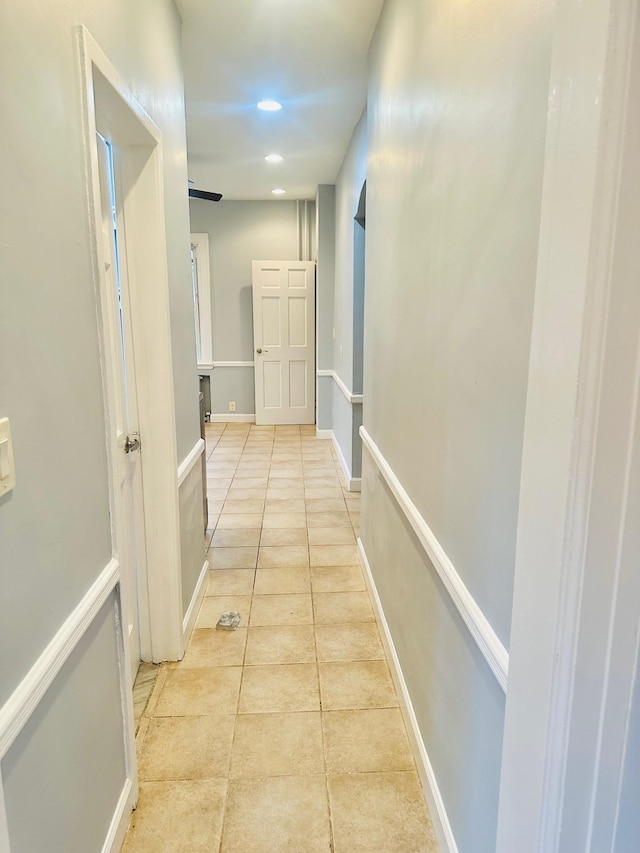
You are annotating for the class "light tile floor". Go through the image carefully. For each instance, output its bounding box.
[122,423,437,853]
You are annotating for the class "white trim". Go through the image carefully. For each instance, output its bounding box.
[316,369,363,405]
[101,778,135,853]
[0,775,10,853]
[182,559,209,643]
[197,362,214,371]
[360,425,509,691]
[209,414,256,423]
[317,428,361,492]
[190,233,213,366]
[0,558,119,759]
[358,538,458,853]
[78,25,184,664]
[177,438,205,487]
[212,361,255,368]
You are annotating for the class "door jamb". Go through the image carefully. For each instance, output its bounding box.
[78,26,184,672]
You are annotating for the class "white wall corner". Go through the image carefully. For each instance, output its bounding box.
[357,538,459,853]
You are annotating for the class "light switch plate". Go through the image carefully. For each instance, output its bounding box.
[0,417,16,496]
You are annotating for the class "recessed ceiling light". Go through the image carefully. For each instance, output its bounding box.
[257,100,282,111]
[265,153,284,163]
[272,188,286,195]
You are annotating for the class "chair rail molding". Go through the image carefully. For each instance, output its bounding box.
[360,425,509,691]
[0,558,120,760]
[316,369,363,405]
[212,361,255,368]
[177,437,205,487]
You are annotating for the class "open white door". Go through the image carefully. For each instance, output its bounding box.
[96,132,145,683]
[252,260,316,425]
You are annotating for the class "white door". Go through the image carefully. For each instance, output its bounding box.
[96,132,145,682]
[252,261,316,425]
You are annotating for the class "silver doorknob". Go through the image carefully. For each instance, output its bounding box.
[256,348,262,354]
[124,434,141,453]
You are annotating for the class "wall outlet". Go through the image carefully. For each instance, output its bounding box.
[229,401,236,412]
[339,345,343,361]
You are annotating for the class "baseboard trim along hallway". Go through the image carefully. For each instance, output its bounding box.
[357,537,459,853]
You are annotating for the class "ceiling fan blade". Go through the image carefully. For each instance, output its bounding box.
[189,188,222,202]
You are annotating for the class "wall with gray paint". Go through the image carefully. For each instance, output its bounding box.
[316,185,336,431]
[0,0,198,846]
[3,597,126,853]
[360,0,551,848]
[189,199,309,416]
[329,114,367,481]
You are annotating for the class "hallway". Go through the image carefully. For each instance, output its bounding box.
[122,423,437,852]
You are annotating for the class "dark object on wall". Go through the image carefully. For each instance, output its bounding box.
[189,188,222,202]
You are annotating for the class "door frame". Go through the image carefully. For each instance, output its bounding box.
[496,0,640,849]
[252,260,316,425]
[78,21,184,741]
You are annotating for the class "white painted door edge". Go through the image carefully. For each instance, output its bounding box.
[358,538,459,853]
[360,425,508,691]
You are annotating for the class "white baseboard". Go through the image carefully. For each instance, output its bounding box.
[209,414,256,423]
[316,429,361,492]
[182,559,209,645]
[102,777,136,853]
[357,538,459,853]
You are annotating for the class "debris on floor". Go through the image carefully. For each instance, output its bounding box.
[216,610,241,630]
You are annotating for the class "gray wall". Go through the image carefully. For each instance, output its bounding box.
[189,199,306,416]
[360,0,552,849]
[3,597,126,853]
[0,0,199,846]
[321,114,367,481]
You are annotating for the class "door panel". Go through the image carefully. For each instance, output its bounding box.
[252,261,316,424]
[96,133,144,682]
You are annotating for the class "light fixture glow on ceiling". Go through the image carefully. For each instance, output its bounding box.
[257,100,282,111]
[265,154,284,163]
[272,188,286,195]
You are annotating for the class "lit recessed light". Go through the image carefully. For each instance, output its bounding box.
[257,100,282,111]
[272,188,286,195]
[265,153,284,163]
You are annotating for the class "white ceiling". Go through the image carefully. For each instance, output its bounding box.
[176,0,384,200]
